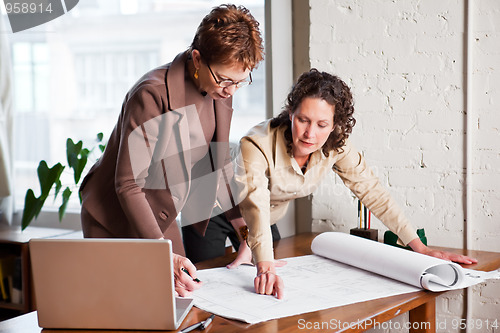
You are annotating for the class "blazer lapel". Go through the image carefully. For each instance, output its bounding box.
[164,52,235,235]
[189,97,233,236]
[164,52,192,201]
[212,97,233,168]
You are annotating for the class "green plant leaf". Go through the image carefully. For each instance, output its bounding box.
[99,144,106,153]
[67,139,89,184]
[54,179,62,199]
[66,138,82,169]
[58,187,72,221]
[37,161,65,199]
[97,132,104,142]
[74,152,88,184]
[21,189,42,230]
[21,161,65,230]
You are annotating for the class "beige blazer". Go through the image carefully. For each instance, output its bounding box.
[235,120,417,263]
[80,51,241,254]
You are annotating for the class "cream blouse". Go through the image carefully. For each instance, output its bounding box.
[234,120,418,263]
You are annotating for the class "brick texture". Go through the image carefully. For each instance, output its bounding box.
[308,0,500,331]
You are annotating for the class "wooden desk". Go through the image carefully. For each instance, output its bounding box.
[1,233,499,333]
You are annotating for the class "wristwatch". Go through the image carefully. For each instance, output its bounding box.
[239,226,249,242]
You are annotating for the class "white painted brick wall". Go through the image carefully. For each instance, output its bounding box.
[308,0,500,332]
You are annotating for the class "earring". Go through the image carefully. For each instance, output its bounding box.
[194,68,199,79]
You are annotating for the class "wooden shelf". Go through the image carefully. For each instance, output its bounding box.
[0,301,25,311]
[0,226,81,316]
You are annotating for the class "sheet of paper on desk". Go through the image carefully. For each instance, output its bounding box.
[193,232,500,324]
[193,255,420,324]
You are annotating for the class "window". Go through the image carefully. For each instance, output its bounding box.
[74,51,158,117]
[7,0,266,218]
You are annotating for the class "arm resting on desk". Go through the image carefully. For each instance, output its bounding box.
[226,217,253,269]
[408,238,478,265]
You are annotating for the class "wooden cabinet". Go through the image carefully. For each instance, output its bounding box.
[0,226,80,316]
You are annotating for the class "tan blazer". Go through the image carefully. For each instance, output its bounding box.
[80,51,240,254]
[235,120,417,263]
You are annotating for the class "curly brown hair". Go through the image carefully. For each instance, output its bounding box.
[190,4,264,71]
[270,69,356,157]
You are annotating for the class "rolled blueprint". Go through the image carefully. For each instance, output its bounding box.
[311,232,499,291]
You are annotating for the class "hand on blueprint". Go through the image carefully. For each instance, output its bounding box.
[408,238,478,265]
[227,243,288,269]
[254,261,284,299]
[227,242,253,269]
[173,253,202,297]
[423,248,478,265]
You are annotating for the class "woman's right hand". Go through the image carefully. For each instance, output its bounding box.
[227,241,253,269]
[254,261,284,299]
[172,253,202,297]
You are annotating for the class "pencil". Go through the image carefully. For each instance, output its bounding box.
[359,201,363,229]
[357,200,361,228]
[181,267,201,283]
[364,206,368,230]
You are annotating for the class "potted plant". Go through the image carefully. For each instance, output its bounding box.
[21,133,105,230]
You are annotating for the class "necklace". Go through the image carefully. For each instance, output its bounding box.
[300,157,309,174]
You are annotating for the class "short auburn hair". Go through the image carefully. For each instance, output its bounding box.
[271,69,356,157]
[190,4,264,70]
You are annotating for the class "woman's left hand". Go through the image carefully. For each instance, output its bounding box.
[408,238,478,265]
[420,248,477,265]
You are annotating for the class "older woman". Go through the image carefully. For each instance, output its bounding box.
[234,69,477,299]
[80,4,262,296]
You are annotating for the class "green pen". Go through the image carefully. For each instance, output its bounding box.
[181,267,201,283]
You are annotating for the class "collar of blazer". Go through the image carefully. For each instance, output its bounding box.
[165,51,189,113]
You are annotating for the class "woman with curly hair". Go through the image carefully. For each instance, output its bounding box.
[233,69,476,298]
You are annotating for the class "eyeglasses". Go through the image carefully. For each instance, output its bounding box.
[206,62,252,88]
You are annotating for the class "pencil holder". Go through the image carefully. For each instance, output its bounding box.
[349,228,378,241]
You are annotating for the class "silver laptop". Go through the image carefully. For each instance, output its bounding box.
[29,238,194,330]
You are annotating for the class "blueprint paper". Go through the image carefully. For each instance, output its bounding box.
[193,255,419,324]
[192,232,500,324]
